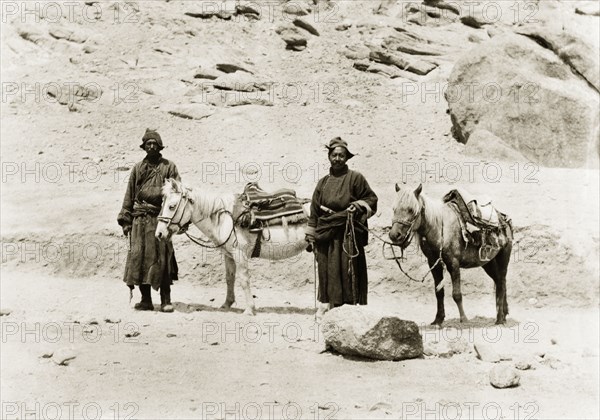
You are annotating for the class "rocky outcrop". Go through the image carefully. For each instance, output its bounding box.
[446,32,599,167]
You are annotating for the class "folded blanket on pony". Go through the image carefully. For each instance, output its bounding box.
[233,182,308,232]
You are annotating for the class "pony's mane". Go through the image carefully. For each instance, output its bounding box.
[163,179,232,217]
[394,185,445,233]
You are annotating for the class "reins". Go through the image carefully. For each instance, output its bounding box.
[353,201,444,284]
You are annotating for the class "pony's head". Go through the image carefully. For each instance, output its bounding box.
[155,178,195,241]
[389,183,423,247]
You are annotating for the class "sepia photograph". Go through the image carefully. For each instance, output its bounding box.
[1,0,599,418]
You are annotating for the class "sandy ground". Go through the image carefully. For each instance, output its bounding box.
[1,0,599,418]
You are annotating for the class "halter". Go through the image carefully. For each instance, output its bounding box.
[157,188,193,233]
[391,200,423,248]
[158,188,237,249]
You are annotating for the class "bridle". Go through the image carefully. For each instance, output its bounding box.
[157,189,194,234]
[157,188,237,248]
[391,201,423,249]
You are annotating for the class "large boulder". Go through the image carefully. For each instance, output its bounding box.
[322,306,423,361]
[446,32,599,167]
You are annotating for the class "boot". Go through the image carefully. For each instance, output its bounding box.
[160,283,174,313]
[134,284,154,311]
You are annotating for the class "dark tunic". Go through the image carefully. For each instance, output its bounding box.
[308,165,378,305]
[117,155,180,290]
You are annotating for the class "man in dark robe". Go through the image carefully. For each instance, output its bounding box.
[117,129,180,312]
[306,137,378,315]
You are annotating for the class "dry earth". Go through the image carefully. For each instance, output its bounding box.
[1,0,599,419]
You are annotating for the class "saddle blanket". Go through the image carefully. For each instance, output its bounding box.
[233,182,308,229]
[443,188,500,229]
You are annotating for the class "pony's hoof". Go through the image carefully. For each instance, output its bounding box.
[243,308,256,316]
[220,301,234,309]
[430,318,444,327]
[460,317,469,323]
[495,318,506,325]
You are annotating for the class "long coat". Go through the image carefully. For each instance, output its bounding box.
[308,165,378,305]
[117,155,180,290]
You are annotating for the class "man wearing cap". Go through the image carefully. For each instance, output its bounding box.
[306,137,378,318]
[117,129,181,312]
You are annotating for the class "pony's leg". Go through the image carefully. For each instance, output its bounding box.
[428,256,445,326]
[221,254,236,309]
[236,258,256,316]
[483,247,511,324]
[449,262,468,322]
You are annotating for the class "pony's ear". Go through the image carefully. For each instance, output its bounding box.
[414,183,423,197]
[169,178,181,193]
[395,183,400,192]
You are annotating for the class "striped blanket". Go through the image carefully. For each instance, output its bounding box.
[233,182,308,230]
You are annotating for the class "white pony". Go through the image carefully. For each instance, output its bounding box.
[155,179,309,315]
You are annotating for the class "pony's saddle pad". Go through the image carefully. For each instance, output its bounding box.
[443,188,500,231]
[235,182,307,230]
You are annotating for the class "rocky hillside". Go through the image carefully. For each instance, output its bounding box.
[1,0,599,304]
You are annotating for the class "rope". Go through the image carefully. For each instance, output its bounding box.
[353,218,445,285]
[343,211,360,305]
[184,210,238,249]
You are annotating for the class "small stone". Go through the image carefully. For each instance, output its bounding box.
[528,298,538,305]
[474,343,500,363]
[369,402,392,413]
[515,360,531,370]
[104,317,121,324]
[550,338,557,345]
[489,365,520,388]
[167,333,177,338]
[0,308,11,316]
[52,348,77,366]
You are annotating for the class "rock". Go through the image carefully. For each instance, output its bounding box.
[528,298,538,305]
[276,26,308,51]
[0,308,11,316]
[575,2,600,16]
[52,348,77,366]
[515,359,532,370]
[461,15,485,29]
[213,72,265,92]
[49,27,88,43]
[515,24,600,92]
[104,317,121,324]
[490,365,520,388]
[82,43,98,54]
[369,402,392,414]
[342,45,371,60]
[283,1,311,16]
[423,338,469,358]
[369,46,437,75]
[236,2,261,19]
[336,19,353,31]
[193,66,223,80]
[185,7,232,20]
[353,61,403,78]
[293,18,320,36]
[45,83,102,109]
[474,343,501,362]
[464,129,529,162]
[423,0,461,16]
[446,33,599,168]
[382,33,445,56]
[216,63,253,74]
[322,306,423,361]
[164,104,215,120]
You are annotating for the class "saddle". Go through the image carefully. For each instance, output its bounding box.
[233,182,308,232]
[443,188,512,260]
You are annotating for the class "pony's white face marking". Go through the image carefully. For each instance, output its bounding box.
[156,179,191,240]
[389,184,421,246]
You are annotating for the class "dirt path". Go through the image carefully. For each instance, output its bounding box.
[1,271,598,419]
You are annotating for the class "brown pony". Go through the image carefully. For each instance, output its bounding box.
[389,183,513,325]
